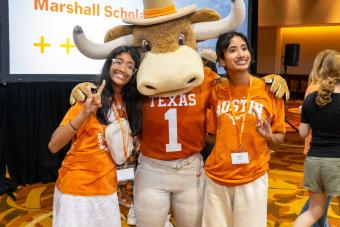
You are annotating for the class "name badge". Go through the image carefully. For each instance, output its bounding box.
[231,151,249,165]
[117,167,135,181]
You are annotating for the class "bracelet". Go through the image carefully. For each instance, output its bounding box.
[69,120,78,131]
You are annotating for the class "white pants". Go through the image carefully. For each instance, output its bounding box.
[52,187,121,227]
[202,174,268,227]
[134,153,205,227]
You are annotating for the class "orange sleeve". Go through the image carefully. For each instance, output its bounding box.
[60,102,87,135]
[204,67,219,108]
[207,87,218,134]
[203,67,219,132]
[204,66,219,80]
[270,96,286,134]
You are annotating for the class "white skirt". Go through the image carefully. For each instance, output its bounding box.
[52,187,121,227]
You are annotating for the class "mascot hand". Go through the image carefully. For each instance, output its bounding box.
[70,82,97,105]
[263,74,290,101]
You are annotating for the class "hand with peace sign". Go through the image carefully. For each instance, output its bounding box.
[254,108,273,142]
[83,80,106,115]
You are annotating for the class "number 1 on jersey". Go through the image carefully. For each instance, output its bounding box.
[165,108,182,152]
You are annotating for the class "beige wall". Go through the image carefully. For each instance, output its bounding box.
[257,27,282,74]
[257,26,340,74]
[259,0,340,27]
[280,26,340,75]
[257,0,340,75]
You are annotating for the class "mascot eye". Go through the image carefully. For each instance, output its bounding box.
[178,34,185,45]
[142,40,152,52]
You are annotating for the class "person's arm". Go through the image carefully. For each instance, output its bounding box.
[299,96,312,139]
[206,82,218,145]
[302,85,318,154]
[268,133,285,144]
[49,80,106,153]
[299,123,311,139]
[255,95,285,145]
[48,110,91,153]
[255,115,284,144]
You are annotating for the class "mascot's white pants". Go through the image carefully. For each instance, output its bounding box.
[134,153,205,227]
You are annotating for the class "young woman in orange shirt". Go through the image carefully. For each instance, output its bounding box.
[202,32,286,227]
[48,46,142,227]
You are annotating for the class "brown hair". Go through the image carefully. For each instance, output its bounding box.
[308,49,339,86]
[316,53,340,106]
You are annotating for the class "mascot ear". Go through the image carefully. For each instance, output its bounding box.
[104,25,134,43]
[189,9,220,24]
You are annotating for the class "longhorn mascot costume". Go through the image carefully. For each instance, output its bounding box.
[70,0,289,226]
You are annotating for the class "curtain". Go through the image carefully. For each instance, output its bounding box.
[0,85,7,179]
[1,82,79,184]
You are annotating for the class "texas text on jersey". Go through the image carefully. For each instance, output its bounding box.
[140,67,218,160]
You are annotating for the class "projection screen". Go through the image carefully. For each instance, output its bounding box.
[0,0,251,82]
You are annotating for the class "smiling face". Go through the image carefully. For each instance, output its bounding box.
[219,35,251,72]
[109,52,136,89]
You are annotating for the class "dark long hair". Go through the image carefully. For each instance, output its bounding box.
[205,61,218,73]
[96,46,142,136]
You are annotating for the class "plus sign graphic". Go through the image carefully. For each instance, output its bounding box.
[60,38,76,54]
[33,36,51,53]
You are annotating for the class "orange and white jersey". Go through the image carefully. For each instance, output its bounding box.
[205,76,286,186]
[140,67,218,160]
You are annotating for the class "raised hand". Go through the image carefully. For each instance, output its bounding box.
[254,109,273,141]
[83,80,106,114]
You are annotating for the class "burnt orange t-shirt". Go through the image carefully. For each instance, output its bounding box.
[56,102,117,196]
[140,67,219,160]
[205,77,286,186]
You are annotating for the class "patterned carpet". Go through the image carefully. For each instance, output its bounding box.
[0,100,339,227]
[268,133,340,227]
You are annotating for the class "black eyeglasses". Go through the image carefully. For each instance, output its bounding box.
[111,59,137,75]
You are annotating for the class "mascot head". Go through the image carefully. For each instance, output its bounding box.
[74,0,245,97]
